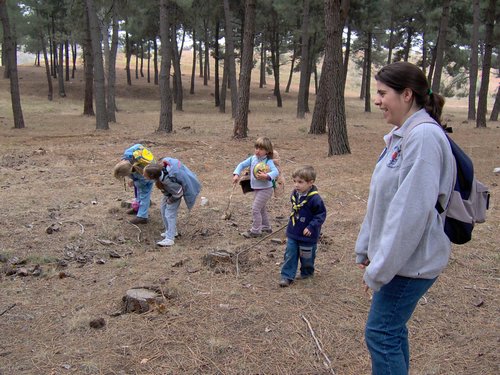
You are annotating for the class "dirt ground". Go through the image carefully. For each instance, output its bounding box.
[0,62,499,375]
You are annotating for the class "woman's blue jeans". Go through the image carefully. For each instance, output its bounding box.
[280,238,316,281]
[365,275,437,375]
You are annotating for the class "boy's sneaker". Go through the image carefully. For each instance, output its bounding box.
[130,217,148,225]
[156,238,175,247]
[279,278,292,287]
[161,231,179,238]
[240,231,262,238]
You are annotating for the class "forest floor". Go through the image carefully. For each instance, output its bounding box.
[0,63,499,375]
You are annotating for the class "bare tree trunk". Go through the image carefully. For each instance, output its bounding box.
[220,52,228,113]
[140,42,144,77]
[65,39,70,81]
[190,28,196,94]
[286,40,297,93]
[71,42,77,78]
[83,10,94,116]
[468,0,480,120]
[40,34,53,101]
[490,85,499,121]
[125,30,131,85]
[476,0,496,128]
[57,43,66,97]
[327,0,350,155]
[259,34,266,88]
[107,0,119,122]
[233,0,256,138]
[223,0,238,118]
[86,0,108,130]
[431,0,451,93]
[171,25,183,111]
[214,20,221,107]
[297,0,310,118]
[269,9,281,107]
[158,0,173,132]
[0,0,25,128]
[364,33,372,112]
[360,52,366,99]
[147,41,151,83]
[153,38,158,85]
[343,20,351,86]
[203,22,209,85]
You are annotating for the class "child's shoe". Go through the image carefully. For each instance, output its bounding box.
[161,231,179,238]
[126,208,137,215]
[240,230,262,238]
[279,278,292,287]
[157,238,175,247]
[262,228,272,234]
[130,217,148,225]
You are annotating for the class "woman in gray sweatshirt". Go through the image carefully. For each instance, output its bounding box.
[355,62,455,375]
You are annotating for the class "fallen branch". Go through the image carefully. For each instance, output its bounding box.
[301,314,335,375]
[61,221,85,235]
[235,222,288,277]
[128,222,142,243]
[0,303,16,317]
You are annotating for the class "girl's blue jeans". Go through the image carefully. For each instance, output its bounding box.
[160,197,181,241]
[133,173,153,219]
[365,275,437,375]
[280,238,317,281]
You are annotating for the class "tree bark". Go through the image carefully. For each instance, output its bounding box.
[326,0,350,155]
[190,28,196,94]
[65,39,70,81]
[40,34,53,101]
[233,0,256,138]
[125,30,132,85]
[83,10,94,116]
[259,34,266,88]
[285,41,297,93]
[490,85,499,121]
[431,0,451,93]
[468,0,480,120]
[364,33,372,113]
[158,0,173,132]
[171,25,183,111]
[154,38,158,85]
[107,0,119,122]
[476,0,496,128]
[297,0,311,118]
[223,0,238,118]
[86,0,109,130]
[57,43,66,97]
[214,20,221,107]
[269,10,282,108]
[0,0,25,128]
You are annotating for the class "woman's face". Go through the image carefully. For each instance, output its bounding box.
[374,81,411,127]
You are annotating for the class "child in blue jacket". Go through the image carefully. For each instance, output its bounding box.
[144,158,201,247]
[280,166,327,287]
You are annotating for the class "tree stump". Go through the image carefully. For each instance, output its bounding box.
[121,288,162,314]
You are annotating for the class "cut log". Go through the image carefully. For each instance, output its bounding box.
[122,288,162,314]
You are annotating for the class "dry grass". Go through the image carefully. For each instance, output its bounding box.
[0,61,498,375]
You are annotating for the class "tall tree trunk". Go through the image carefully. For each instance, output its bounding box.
[269,10,282,107]
[40,34,53,101]
[0,0,25,128]
[223,0,238,118]
[153,38,158,85]
[57,43,66,97]
[147,41,151,83]
[203,23,209,85]
[51,16,57,78]
[421,31,427,75]
[490,86,499,121]
[86,0,109,130]
[468,0,480,120]
[431,0,451,93]
[259,34,266,88]
[214,20,221,107]
[71,42,77,78]
[297,0,311,118]
[286,40,298,93]
[364,33,372,112]
[107,0,119,122]
[65,40,70,81]
[171,25,183,111]
[190,28,196,94]
[135,45,139,79]
[158,0,173,132]
[220,53,228,113]
[360,53,366,99]
[476,0,496,128]
[233,0,256,138]
[343,20,351,86]
[403,22,413,62]
[125,30,132,85]
[327,0,350,155]
[83,10,94,116]
[140,42,144,77]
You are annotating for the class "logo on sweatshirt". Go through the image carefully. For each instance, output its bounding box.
[386,145,401,168]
